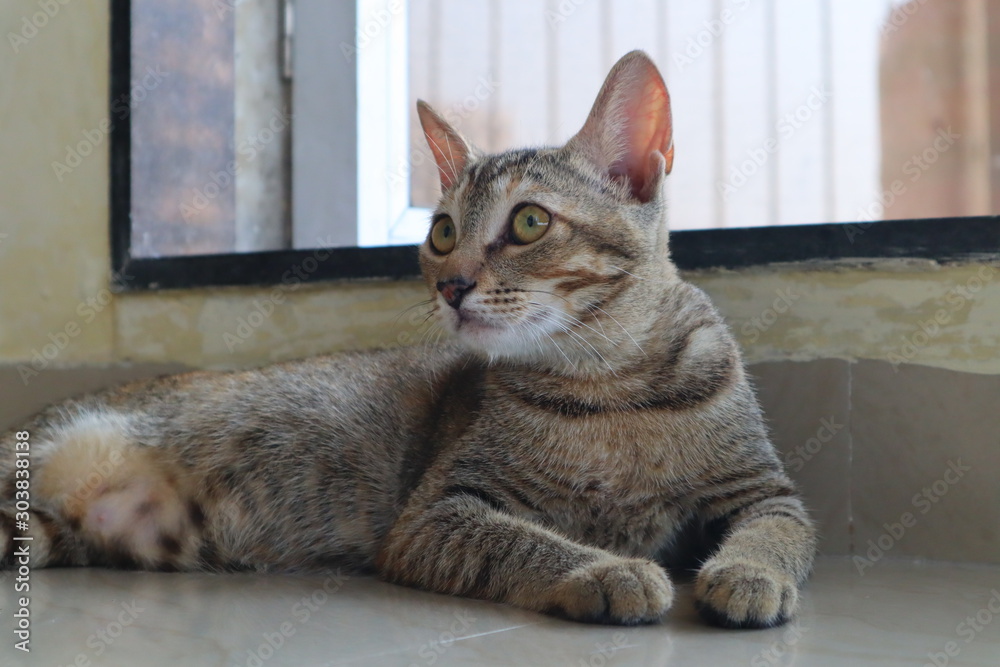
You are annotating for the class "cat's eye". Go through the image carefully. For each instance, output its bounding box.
[429,216,457,254]
[510,205,551,245]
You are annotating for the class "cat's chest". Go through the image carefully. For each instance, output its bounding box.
[514,413,709,494]
[548,445,702,555]
[458,401,720,553]
[528,444,663,498]
[497,416,699,519]
[524,453,689,556]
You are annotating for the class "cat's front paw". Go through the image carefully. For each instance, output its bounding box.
[694,559,798,629]
[547,558,673,625]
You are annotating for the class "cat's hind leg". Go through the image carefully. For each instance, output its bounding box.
[1,410,204,571]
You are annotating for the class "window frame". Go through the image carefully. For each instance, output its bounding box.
[109,0,999,292]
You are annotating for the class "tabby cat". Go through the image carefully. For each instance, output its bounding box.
[1,51,814,628]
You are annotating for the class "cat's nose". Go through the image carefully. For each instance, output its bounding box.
[436,277,476,309]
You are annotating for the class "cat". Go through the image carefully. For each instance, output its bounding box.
[0,50,814,628]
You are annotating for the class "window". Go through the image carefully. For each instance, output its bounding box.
[128,0,291,257]
[111,0,998,290]
[405,0,999,230]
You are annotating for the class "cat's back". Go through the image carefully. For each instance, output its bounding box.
[14,343,480,466]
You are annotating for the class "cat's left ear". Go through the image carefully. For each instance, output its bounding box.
[566,50,674,203]
[416,100,477,192]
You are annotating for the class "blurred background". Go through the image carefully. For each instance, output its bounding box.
[126,0,1000,255]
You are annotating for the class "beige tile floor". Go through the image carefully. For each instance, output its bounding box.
[1,556,998,666]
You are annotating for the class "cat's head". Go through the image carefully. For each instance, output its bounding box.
[417,51,676,365]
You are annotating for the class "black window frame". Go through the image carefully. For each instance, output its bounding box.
[109,0,999,292]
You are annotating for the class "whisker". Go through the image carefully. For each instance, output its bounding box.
[527,307,617,375]
[609,265,644,280]
[524,290,646,357]
[524,290,609,340]
[392,299,434,326]
[412,310,441,347]
[557,324,617,376]
[542,331,577,371]
[526,301,613,346]
[427,328,443,349]
[585,303,647,357]
[530,330,546,358]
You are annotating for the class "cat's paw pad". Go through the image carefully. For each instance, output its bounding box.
[79,478,199,568]
[548,558,673,625]
[694,559,797,629]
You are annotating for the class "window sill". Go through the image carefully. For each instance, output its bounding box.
[111,215,999,291]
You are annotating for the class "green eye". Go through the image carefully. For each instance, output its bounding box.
[430,216,456,254]
[510,205,551,244]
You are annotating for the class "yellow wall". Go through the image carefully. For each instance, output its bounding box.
[1,3,997,377]
[692,262,999,374]
[2,1,116,366]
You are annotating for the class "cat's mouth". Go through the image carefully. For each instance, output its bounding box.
[447,306,561,358]
[454,310,505,333]
[446,308,520,351]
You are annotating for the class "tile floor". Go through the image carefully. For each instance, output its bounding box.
[2,557,998,666]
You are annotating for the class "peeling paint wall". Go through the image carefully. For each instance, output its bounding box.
[104,262,1000,376]
[114,281,430,369]
[1,4,997,379]
[692,262,1000,375]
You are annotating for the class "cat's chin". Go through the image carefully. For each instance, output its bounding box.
[447,315,540,361]
[452,320,519,356]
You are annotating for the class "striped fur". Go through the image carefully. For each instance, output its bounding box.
[0,51,813,628]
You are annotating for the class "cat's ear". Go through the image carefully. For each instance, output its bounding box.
[416,100,476,192]
[566,50,674,202]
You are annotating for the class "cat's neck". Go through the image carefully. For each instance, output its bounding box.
[489,271,688,381]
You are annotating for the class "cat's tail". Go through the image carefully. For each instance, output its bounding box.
[1,408,205,571]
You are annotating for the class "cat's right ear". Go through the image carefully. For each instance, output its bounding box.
[417,100,475,192]
[566,50,674,203]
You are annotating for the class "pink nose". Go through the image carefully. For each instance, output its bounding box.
[436,277,475,309]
